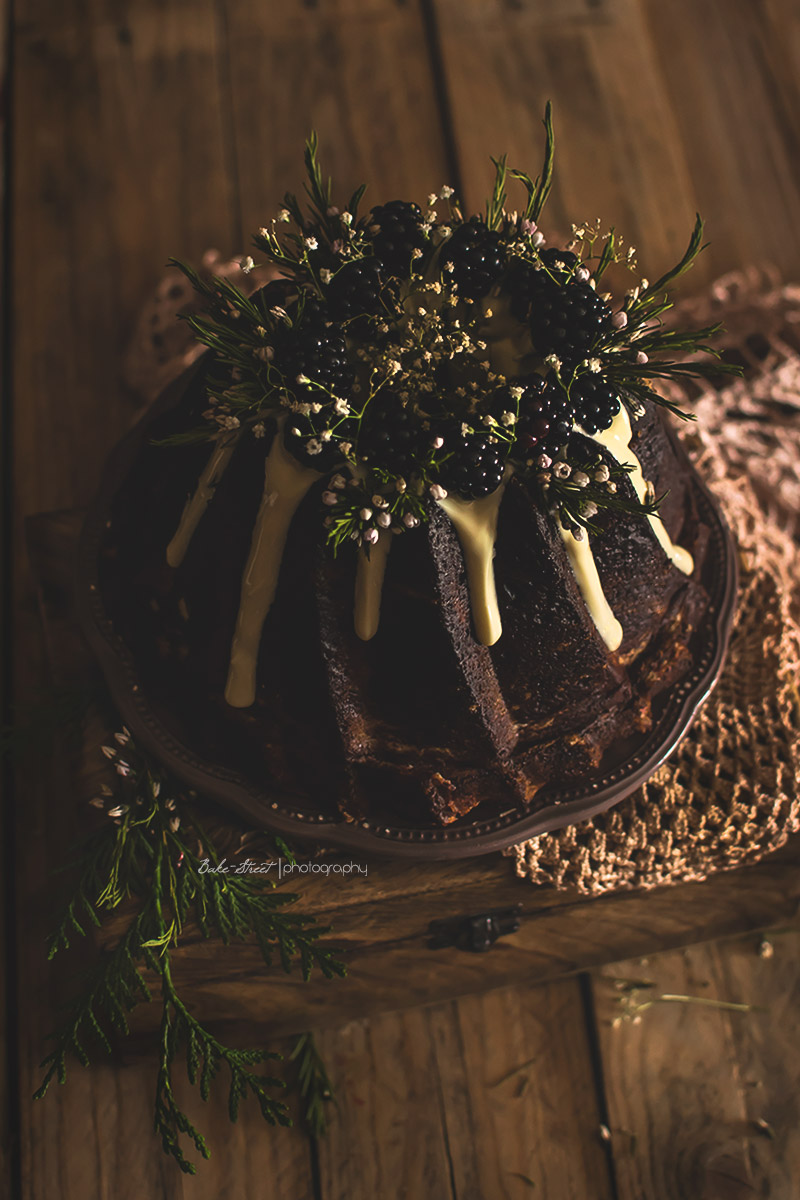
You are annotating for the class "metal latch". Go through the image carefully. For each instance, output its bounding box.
[427,904,523,953]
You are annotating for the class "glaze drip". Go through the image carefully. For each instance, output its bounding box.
[558,523,623,651]
[354,532,392,641]
[166,432,240,567]
[437,474,510,646]
[588,406,694,575]
[225,431,322,708]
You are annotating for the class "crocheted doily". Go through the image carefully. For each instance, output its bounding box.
[124,263,800,891]
[509,268,800,891]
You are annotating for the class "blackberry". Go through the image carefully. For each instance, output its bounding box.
[512,372,575,460]
[368,201,427,276]
[570,373,621,435]
[506,255,611,363]
[437,427,507,499]
[359,391,422,474]
[326,258,385,323]
[442,218,507,300]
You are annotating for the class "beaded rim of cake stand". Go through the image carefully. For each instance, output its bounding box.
[76,370,738,861]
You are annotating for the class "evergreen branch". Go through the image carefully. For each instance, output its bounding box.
[486,156,508,230]
[530,101,555,221]
[35,731,346,1175]
[629,215,705,316]
[289,1032,336,1138]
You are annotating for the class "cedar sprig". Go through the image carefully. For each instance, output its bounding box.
[289,1032,337,1138]
[35,732,345,1175]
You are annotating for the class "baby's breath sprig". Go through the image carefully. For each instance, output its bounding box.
[537,451,663,538]
[34,730,345,1175]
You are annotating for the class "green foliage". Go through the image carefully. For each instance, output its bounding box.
[35,738,345,1175]
[290,1031,337,1138]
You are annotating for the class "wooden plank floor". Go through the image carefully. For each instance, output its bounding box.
[5,1,800,1197]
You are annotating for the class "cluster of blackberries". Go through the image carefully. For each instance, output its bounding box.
[507,249,612,363]
[326,258,385,323]
[436,426,508,499]
[442,217,507,300]
[368,201,428,276]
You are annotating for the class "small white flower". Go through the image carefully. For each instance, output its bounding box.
[572,526,585,541]
[305,439,323,456]
[500,412,516,426]
[439,185,455,199]
[326,205,339,217]
[612,310,628,330]
[431,436,444,449]
[509,385,524,402]
[403,513,420,528]
[296,373,311,384]
[340,442,353,456]
[89,797,106,809]
[320,429,332,442]
[636,350,649,364]
[152,781,161,798]
[360,508,373,521]
[334,397,350,415]
[536,454,552,469]
[482,414,497,427]
[372,494,389,508]
[429,484,448,501]
[594,465,610,483]
[553,462,572,480]
[583,501,598,518]
[320,268,332,284]
[576,266,590,282]
[101,745,116,760]
[114,731,130,746]
[169,815,181,833]
[427,192,438,207]
[253,422,266,438]
[587,358,602,373]
[532,231,545,247]
[573,471,590,487]
[363,527,379,545]
[341,211,353,226]
[277,208,291,222]
[545,354,562,371]
[240,256,255,274]
[331,474,347,490]
[304,236,319,251]
[396,478,407,493]
[116,763,131,777]
[270,306,289,321]
[412,248,423,260]
[322,491,338,506]
[376,511,392,528]
[107,805,128,818]
[222,416,240,431]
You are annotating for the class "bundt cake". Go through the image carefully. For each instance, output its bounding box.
[90,110,735,831]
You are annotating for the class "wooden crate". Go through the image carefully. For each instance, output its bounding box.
[27,510,800,1043]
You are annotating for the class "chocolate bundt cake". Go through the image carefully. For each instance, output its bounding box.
[93,112,735,829]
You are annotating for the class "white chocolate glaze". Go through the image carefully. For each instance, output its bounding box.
[166,433,240,567]
[588,406,694,575]
[225,431,322,708]
[558,523,623,651]
[354,531,392,641]
[437,473,510,646]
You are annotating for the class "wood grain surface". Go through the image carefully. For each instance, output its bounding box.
[7,0,800,1196]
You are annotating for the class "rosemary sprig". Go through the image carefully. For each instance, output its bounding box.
[34,733,345,1175]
